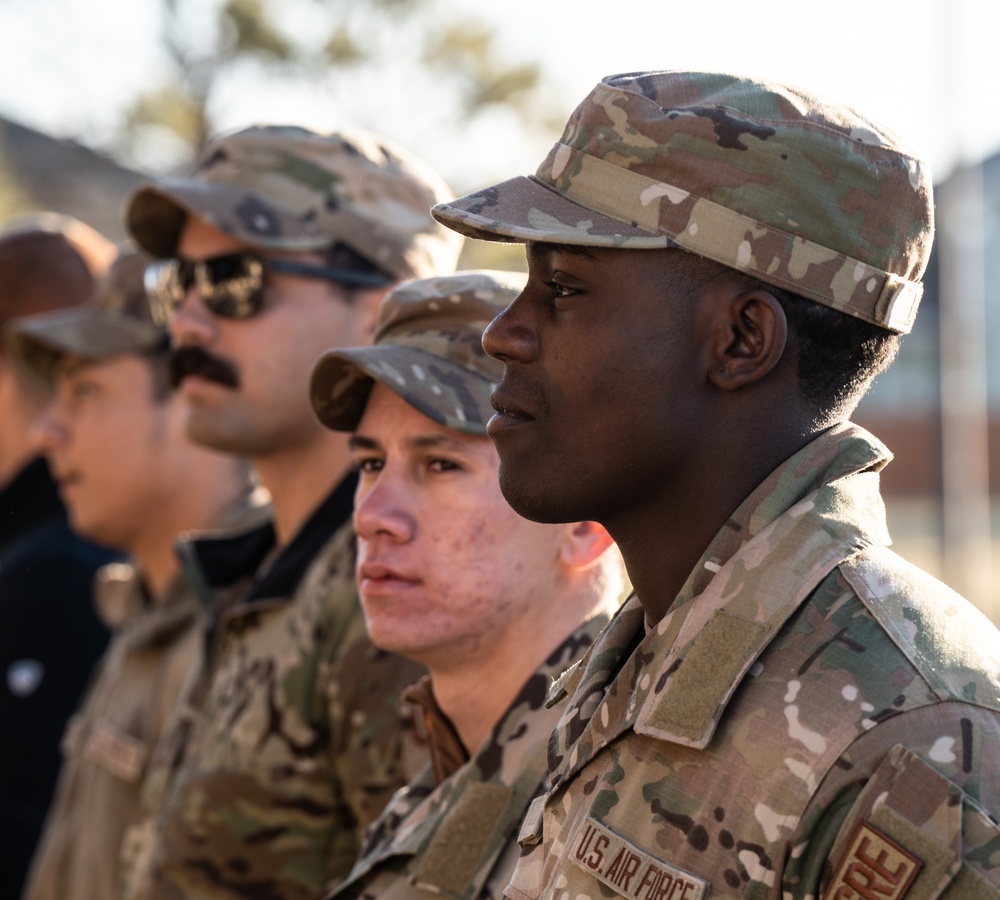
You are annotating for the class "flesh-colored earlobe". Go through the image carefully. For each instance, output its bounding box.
[708,290,787,390]
[560,520,616,570]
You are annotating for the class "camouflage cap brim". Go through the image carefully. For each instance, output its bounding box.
[8,307,164,385]
[311,344,497,436]
[431,175,677,249]
[127,179,334,259]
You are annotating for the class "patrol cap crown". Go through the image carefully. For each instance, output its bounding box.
[8,248,164,386]
[432,71,934,334]
[0,213,116,333]
[310,270,525,434]
[126,124,464,282]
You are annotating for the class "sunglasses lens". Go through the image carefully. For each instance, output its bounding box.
[144,260,187,327]
[143,254,266,324]
[197,254,265,320]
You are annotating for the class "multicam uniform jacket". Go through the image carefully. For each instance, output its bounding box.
[21,563,203,900]
[332,616,610,900]
[123,475,427,900]
[505,424,1000,900]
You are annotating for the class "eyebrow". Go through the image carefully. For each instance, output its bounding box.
[54,357,98,380]
[348,432,474,454]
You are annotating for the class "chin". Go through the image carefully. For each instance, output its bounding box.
[70,517,117,550]
[497,466,577,525]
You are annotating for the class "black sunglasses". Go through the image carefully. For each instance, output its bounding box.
[144,252,393,326]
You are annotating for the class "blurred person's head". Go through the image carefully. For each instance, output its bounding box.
[0,213,115,485]
[311,272,624,732]
[125,125,463,470]
[11,249,250,590]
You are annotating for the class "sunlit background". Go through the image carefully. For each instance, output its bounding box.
[0,0,997,620]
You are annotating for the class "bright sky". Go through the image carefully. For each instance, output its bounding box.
[0,0,997,191]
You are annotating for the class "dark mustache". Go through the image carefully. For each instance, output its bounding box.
[168,345,240,390]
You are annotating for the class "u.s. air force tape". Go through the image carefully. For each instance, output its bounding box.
[571,817,709,900]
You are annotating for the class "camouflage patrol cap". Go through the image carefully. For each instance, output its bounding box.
[432,71,934,334]
[310,270,524,435]
[126,124,463,282]
[8,248,164,385]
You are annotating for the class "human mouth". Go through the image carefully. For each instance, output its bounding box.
[488,385,536,438]
[52,470,81,499]
[358,561,421,598]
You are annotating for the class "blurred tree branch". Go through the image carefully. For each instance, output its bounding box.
[115,0,558,172]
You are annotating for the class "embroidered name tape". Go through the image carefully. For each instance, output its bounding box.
[572,817,709,900]
[825,821,922,899]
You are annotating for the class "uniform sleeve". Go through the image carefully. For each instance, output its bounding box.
[788,709,1000,899]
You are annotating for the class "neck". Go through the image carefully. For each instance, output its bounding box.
[131,534,183,598]
[252,429,354,545]
[130,466,249,598]
[613,421,820,625]
[429,582,615,754]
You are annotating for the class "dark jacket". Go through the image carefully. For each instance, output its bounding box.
[0,456,120,898]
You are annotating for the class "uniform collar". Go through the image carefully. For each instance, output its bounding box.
[93,562,199,640]
[180,472,357,605]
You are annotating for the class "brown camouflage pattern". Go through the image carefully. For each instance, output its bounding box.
[431,71,934,333]
[21,564,203,900]
[121,514,427,900]
[9,248,163,386]
[126,125,463,281]
[311,270,525,436]
[503,424,1000,900]
[331,616,610,900]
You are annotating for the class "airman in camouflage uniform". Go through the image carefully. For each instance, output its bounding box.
[8,249,261,900]
[120,125,463,899]
[309,271,626,900]
[431,72,1000,898]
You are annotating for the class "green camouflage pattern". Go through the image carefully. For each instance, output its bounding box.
[311,270,525,436]
[121,514,427,900]
[127,125,463,281]
[332,615,610,900]
[9,249,163,387]
[116,498,274,900]
[504,424,1000,900]
[431,71,934,333]
[21,564,203,900]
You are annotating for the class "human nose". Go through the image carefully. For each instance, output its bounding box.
[482,292,537,363]
[168,285,217,348]
[29,400,68,454]
[353,465,417,545]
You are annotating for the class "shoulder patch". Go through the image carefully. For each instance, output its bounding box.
[825,820,922,899]
[571,817,709,900]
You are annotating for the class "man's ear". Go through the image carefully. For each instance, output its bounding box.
[707,287,788,390]
[559,521,616,570]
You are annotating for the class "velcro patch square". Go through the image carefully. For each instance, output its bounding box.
[571,817,709,900]
[825,820,923,899]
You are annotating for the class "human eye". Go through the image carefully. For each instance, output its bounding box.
[546,277,579,299]
[68,378,100,403]
[427,457,462,474]
[352,455,384,475]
